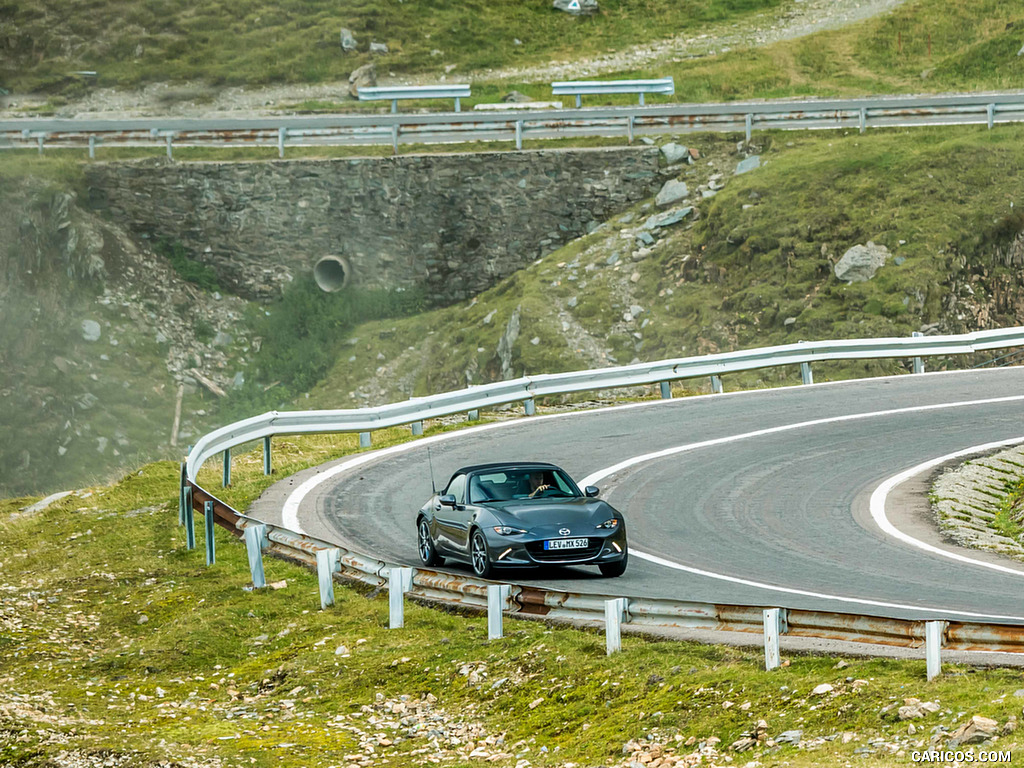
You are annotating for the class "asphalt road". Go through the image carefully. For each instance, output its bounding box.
[265,369,1024,623]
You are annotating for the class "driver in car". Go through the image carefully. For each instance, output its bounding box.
[527,471,554,498]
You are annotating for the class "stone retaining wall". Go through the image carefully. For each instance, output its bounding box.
[85,148,661,301]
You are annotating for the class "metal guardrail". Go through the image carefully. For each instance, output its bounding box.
[357,84,471,113]
[5,90,1024,157]
[552,77,675,107]
[179,326,1024,660]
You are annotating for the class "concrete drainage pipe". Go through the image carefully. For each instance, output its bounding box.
[313,256,352,292]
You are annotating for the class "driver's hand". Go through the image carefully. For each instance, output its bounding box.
[529,484,552,497]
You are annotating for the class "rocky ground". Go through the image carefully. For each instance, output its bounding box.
[930,445,1024,560]
[0,0,909,119]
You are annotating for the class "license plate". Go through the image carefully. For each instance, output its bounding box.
[544,538,588,551]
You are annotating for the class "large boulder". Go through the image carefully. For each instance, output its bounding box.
[369,41,389,55]
[834,241,890,283]
[340,28,357,53]
[553,0,598,14]
[642,207,693,231]
[348,62,377,99]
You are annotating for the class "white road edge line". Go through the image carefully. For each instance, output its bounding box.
[281,382,1024,621]
[869,437,1024,577]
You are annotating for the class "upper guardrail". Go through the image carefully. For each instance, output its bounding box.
[552,77,675,107]
[6,89,1024,157]
[356,84,471,113]
[185,325,1024,481]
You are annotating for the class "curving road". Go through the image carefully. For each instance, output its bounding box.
[254,368,1024,624]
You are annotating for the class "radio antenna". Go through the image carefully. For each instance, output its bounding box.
[426,445,437,495]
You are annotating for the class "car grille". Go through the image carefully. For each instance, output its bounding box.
[526,538,602,562]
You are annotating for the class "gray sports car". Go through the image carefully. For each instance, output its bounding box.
[416,461,628,578]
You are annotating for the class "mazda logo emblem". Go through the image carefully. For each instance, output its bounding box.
[559,528,571,536]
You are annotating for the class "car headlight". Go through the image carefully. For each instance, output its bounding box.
[596,518,619,530]
[493,526,527,535]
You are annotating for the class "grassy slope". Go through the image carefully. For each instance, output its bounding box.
[3,435,1024,767]
[1,0,781,93]
[303,125,1024,408]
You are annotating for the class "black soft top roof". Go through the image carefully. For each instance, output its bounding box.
[446,461,562,487]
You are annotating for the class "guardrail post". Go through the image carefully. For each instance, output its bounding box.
[605,597,628,655]
[204,501,216,566]
[745,113,752,143]
[659,381,672,399]
[925,621,943,680]
[800,362,813,385]
[388,567,414,628]
[454,97,461,113]
[359,431,371,448]
[515,120,523,151]
[244,524,267,588]
[166,133,174,161]
[638,92,645,106]
[411,421,424,436]
[222,448,231,487]
[391,99,398,114]
[316,548,340,609]
[263,436,272,475]
[88,135,96,159]
[178,463,187,525]
[391,124,399,155]
[277,127,287,158]
[859,107,867,134]
[987,103,995,130]
[467,409,480,421]
[575,94,582,108]
[487,584,511,640]
[763,608,782,670]
[912,331,925,374]
[524,398,536,416]
[184,487,195,549]
[711,375,723,394]
[37,135,44,155]
[627,114,634,144]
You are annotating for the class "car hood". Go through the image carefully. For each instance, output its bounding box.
[488,498,615,528]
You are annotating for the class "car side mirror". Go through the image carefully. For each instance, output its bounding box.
[439,494,457,507]
[584,486,600,498]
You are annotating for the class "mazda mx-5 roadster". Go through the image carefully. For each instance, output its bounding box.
[415,461,628,578]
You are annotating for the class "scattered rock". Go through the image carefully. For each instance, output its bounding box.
[503,90,532,103]
[775,729,803,744]
[335,645,350,656]
[642,206,693,230]
[735,155,761,175]
[553,0,599,14]
[269,580,288,590]
[567,296,577,308]
[81,319,102,342]
[949,715,999,746]
[528,697,544,709]
[348,62,377,99]
[497,305,521,379]
[660,143,689,164]
[340,28,357,53]
[811,683,833,696]
[834,241,890,283]
[212,330,233,348]
[136,614,149,625]
[655,179,689,207]
[370,41,389,54]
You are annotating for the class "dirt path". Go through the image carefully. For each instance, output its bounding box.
[12,0,908,119]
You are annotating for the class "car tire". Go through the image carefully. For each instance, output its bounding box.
[418,518,444,567]
[470,529,493,579]
[599,551,628,577]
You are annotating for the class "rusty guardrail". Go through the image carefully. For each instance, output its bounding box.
[5,90,1024,156]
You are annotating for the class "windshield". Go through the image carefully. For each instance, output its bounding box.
[468,468,581,503]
